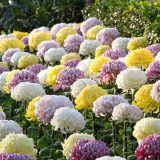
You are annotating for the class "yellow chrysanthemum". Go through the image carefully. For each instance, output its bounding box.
[56,27,77,45]
[125,49,154,69]
[133,117,160,142]
[95,45,111,57]
[75,85,107,110]
[60,53,81,64]
[28,31,52,51]
[13,31,29,40]
[86,25,105,40]
[0,133,37,159]
[3,70,20,94]
[18,54,39,69]
[0,62,8,69]
[89,56,111,74]
[47,65,65,87]
[0,38,25,54]
[127,37,148,51]
[132,84,160,113]
[25,96,41,121]
[62,133,95,158]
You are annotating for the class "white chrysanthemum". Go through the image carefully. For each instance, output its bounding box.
[37,67,53,86]
[44,48,67,62]
[112,103,143,121]
[11,82,46,101]
[155,52,160,61]
[0,120,22,140]
[30,26,49,35]
[116,67,147,90]
[0,107,6,120]
[150,80,160,103]
[0,71,9,91]
[0,34,16,40]
[96,156,126,160]
[71,78,97,97]
[76,58,93,74]
[93,95,128,117]
[10,51,30,66]
[51,107,86,134]
[79,40,100,56]
[112,37,131,51]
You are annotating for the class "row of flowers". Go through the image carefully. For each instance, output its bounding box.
[0,17,160,159]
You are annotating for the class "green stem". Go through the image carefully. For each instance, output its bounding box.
[112,121,116,155]
[37,123,43,158]
[50,127,54,158]
[123,121,127,159]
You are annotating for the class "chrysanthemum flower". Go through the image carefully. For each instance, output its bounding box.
[60,53,81,64]
[21,36,29,47]
[95,45,111,57]
[0,153,31,160]
[96,156,126,160]
[64,59,80,68]
[13,31,29,40]
[145,43,160,56]
[0,72,9,91]
[151,80,160,103]
[26,64,47,75]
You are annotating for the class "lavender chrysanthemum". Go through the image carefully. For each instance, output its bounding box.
[103,49,127,60]
[146,61,160,82]
[8,70,38,89]
[136,133,160,160]
[26,64,47,75]
[64,59,80,68]
[70,139,109,160]
[21,36,29,47]
[145,44,160,56]
[99,60,126,83]
[37,40,60,58]
[0,67,8,74]
[56,68,85,90]
[2,48,21,65]
[0,153,31,160]
[64,35,84,53]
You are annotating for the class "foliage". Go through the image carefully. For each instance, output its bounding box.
[82,0,160,43]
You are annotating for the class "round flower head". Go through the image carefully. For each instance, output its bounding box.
[56,27,77,46]
[0,120,22,140]
[93,95,128,117]
[125,49,154,69]
[25,96,41,121]
[133,117,160,142]
[0,107,6,120]
[28,31,52,51]
[70,139,109,160]
[51,23,68,39]
[62,133,95,158]
[37,40,60,58]
[30,26,49,35]
[11,82,46,101]
[112,103,142,121]
[146,61,160,82]
[21,36,29,47]
[47,65,65,87]
[99,60,126,83]
[95,45,111,57]
[74,23,82,35]
[145,43,160,56]
[75,85,107,110]
[80,17,101,36]
[112,37,131,51]
[26,64,47,75]
[0,34,15,40]
[18,54,39,69]
[0,72,9,91]
[8,70,38,89]
[127,37,148,51]
[96,156,126,160]
[0,67,8,74]
[136,133,160,160]
[0,133,36,159]
[51,107,86,134]
[96,28,120,45]
[86,25,105,40]
[2,48,21,65]
[79,40,100,56]
[151,80,160,103]
[13,31,29,40]
[0,153,31,160]
[0,38,25,54]
[64,59,80,68]
[44,47,67,62]
[116,68,147,90]
[76,58,93,75]
[71,78,97,97]
[10,51,30,66]
[64,34,84,53]
[55,68,85,90]
[61,53,81,64]
[103,49,127,60]
[35,95,74,124]
[89,56,111,74]
[133,84,160,113]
